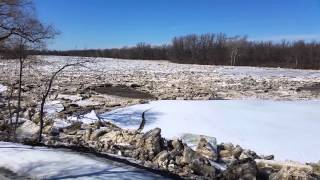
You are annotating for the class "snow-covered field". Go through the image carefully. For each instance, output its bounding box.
[0,142,168,180]
[101,100,320,163]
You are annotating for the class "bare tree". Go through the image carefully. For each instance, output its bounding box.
[292,41,305,69]
[1,0,58,140]
[13,38,25,138]
[7,85,14,137]
[30,33,320,69]
[228,36,247,66]
[0,0,51,43]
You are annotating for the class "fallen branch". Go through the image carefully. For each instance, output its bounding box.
[137,109,151,132]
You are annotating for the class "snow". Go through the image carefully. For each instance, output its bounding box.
[101,100,320,163]
[216,66,320,79]
[43,100,64,114]
[53,119,72,129]
[79,110,100,124]
[8,118,27,124]
[0,142,169,180]
[0,84,7,93]
[16,120,39,139]
[67,110,100,124]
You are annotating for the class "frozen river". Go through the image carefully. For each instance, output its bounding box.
[101,100,320,163]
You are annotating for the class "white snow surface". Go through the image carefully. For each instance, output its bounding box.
[101,100,320,163]
[80,110,100,124]
[0,142,168,180]
[0,84,7,93]
[67,110,100,124]
[43,100,64,114]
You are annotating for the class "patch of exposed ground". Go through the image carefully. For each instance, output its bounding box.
[89,84,155,99]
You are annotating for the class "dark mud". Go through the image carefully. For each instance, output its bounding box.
[298,83,320,94]
[90,84,155,99]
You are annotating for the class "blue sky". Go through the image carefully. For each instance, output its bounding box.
[34,0,320,50]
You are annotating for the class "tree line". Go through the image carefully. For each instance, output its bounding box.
[32,33,320,69]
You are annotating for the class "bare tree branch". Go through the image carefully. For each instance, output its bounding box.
[137,109,151,132]
[37,61,88,142]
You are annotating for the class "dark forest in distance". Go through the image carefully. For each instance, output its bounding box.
[31,33,320,69]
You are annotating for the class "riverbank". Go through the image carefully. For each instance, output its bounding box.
[1,56,320,179]
[1,116,319,179]
[0,142,171,180]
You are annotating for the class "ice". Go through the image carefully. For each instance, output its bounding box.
[40,56,320,80]
[101,100,320,163]
[0,142,169,180]
[0,84,7,93]
[67,110,100,124]
[79,110,100,124]
[74,99,104,107]
[43,100,64,114]
[53,119,72,129]
[57,94,83,101]
[216,66,320,79]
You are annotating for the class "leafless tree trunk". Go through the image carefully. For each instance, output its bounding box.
[6,84,15,139]
[13,40,25,140]
[1,0,58,141]
[230,47,239,66]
